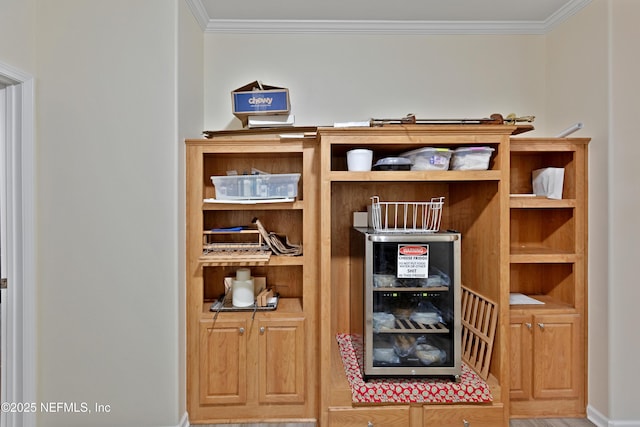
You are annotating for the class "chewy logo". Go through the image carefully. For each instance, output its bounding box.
[248,96,273,105]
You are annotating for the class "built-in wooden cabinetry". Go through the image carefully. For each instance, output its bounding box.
[185,134,318,423]
[317,126,514,427]
[198,302,306,407]
[184,130,589,425]
[508,138,589,418]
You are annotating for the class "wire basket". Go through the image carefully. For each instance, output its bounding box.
[370,196,445,233]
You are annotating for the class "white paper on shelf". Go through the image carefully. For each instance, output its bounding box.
[247,114,295,128]
[204,198,294,204]
[532,167,564,200]
[279,133,306,139]
[333,121,370,128]
[510,293,545,305]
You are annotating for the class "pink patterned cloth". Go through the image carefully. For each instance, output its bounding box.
[336,333,493,404]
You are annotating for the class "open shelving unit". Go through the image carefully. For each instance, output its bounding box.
[184,129,590,426]
[508,137,589,418]
[318,125,514,427]
[185,133,319,424]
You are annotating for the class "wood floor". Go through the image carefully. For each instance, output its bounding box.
[196,420,596,427]
[194,424,315,427]
[510,419,596,427]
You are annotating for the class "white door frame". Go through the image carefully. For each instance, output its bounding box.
[0,61,37,427]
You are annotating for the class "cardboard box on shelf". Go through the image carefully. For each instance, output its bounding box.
[231,81,290,126]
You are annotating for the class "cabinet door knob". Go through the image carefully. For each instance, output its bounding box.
[367,422,374,427]
[463,419,470,427]
[537,323,545,330]
[260,326,265,334]
[525,322,532,329]
[238,327,245,335]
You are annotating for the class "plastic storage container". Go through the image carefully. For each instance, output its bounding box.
[450,147,495,170]
[211,173,300,200]
[372,157,413,171]
[346,149,373,171]
[400,147,452,171]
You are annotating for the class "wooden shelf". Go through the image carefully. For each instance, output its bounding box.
[510,247,579,263]
[328,170,502,182]
[509,294,576,313]
[319,124,516,139]
[201,296,303,316]
[509,197,576,209]
[203,200,305,210]
[187,137,306,153]
[510,138,589,152]
[199,254,305,267]
[328,334,503,407]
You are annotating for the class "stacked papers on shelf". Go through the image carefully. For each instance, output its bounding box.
[509,293,545,305]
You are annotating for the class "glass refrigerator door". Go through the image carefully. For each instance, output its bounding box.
[366,233,460,378]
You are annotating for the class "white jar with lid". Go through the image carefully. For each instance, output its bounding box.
[232,268,255,307]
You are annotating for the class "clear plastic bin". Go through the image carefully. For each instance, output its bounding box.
[450,147,495,170]
[400,147,452,171]
[211,173,300,200]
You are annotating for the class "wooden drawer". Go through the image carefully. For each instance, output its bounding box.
[422,404,504,427]
[328,406,410,427]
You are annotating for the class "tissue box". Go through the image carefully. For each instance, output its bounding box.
[532,167,565,199]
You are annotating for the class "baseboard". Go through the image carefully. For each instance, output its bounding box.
[178,412,189,427]
[588,405,610,427]
[588,405,640,427]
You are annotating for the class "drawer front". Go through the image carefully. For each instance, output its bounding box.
[329,406,410,427]
[422,404,504,427]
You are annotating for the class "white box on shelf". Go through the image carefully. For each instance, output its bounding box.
[353,211,368,227]
[532,167,564,200]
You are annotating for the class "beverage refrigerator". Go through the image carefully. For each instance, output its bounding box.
[351,228,462,380]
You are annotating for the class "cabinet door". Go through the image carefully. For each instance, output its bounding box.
[199,318,248,405]
[532,313,582,399]
[257,316,306,403]
[509,313,532,400]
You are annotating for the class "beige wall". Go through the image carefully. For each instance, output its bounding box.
[545,0,612,420]
[0,0,36,74]
[34,1,183,426]
[609,0,640,422]
[177,0,205,419]
[204,33,547,132]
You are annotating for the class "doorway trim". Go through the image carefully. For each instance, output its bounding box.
[0,60,36,427]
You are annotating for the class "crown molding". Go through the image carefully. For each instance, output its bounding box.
[205,19,548,35]
[185,0,209,31]
[188,0,591,35]
[544,0,592,31]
